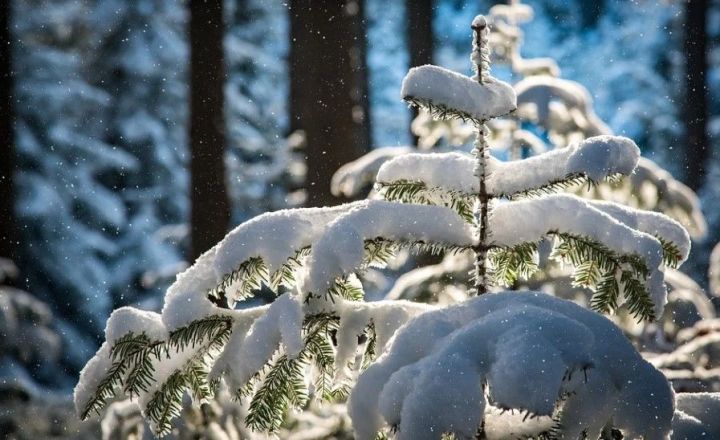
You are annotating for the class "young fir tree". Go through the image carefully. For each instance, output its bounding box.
[332,1,706,330]
[76,15,696,439]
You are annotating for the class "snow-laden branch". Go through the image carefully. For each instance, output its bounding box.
[490,194,677,317]
[632,157,707,238]
[300,200,474,295]
[585,199,691,263]
[492,135,639,196]
[348,292,674,440]
[74,304,263,431]
[515,76,610,138]
[376,135,639,198]
[331,147,413,198]
[162,203,361,331]
[401,65,516,122]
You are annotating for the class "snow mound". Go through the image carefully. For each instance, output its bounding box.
[348,292,674,440]
[401,65,516,120]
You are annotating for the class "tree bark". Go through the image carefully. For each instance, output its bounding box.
[189,0,231,260]
[682,0,709,191]
[289,0,371,207]
[406,0,434,144]
[0,0,16,261]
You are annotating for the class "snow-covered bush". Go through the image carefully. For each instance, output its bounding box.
[76,13,691,439]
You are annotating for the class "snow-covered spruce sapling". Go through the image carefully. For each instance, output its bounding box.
[76,15,689,439]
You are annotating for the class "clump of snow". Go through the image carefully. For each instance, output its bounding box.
[483,406,553,439]
[348,292,674,440]
[214,203,360,278]
[401,65,516,121]
[492,135,639,195]
[301,200,474,295]
[161,245,225,331]
[332,299,433,380]
[471,14,488,29]
[565,135,639,181]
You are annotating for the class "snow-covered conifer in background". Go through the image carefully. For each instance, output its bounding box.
[12,0,303,381]
[75,13,693,440]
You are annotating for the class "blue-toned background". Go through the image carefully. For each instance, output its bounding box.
[2,0,718,420]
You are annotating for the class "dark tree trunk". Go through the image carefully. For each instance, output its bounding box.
[580,0,604,28]
[0,1,16,261]
[406,0,434,144]
[289,0,371,207]
[682,0,709,191]
[189,0,231,260]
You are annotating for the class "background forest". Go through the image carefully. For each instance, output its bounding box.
[0,0,719,438]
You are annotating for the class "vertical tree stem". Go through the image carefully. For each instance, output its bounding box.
[471,16,490,296]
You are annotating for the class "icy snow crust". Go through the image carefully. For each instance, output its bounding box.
[401,65,517,120]
[377,135,640,197]
[348,292,674,440]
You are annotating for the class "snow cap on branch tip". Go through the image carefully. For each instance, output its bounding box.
[567,135,640,182]
[472,15,488,29]
[401,65,516,121]
[105,307,167,344]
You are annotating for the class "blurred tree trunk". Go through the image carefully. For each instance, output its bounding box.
[682,0,709,191]
[0,0,16,261]
[406,0,434,144]
[289,0,371,207]
[189,0,230,260]
[580,0,604,28]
